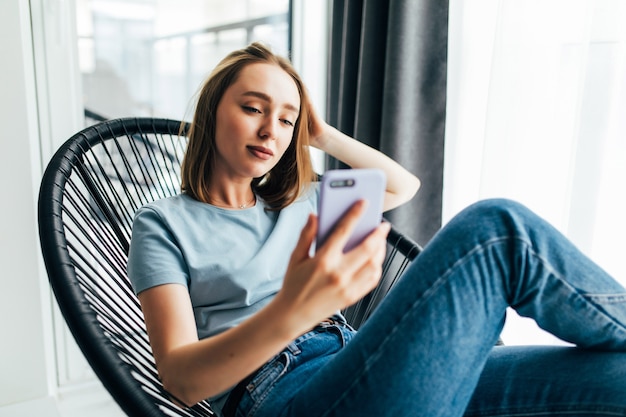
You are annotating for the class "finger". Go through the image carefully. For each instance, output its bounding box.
[354,228,389,287]
[375,220,392,239]
[370,222,391,262]
[371,229,389,266]
[342,249,386,305]
[340,221,390,276]
[319,200,367,254]
[290,214,317,262]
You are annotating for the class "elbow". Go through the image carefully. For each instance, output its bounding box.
[408,175,420,201]
[160,367,207,407]
[399,175,420,205]
[161,374,197,407]
[384,175,420,212]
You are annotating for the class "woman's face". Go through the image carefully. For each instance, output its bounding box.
[213,62,301,182]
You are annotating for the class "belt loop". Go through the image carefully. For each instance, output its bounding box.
[286,340,301,355]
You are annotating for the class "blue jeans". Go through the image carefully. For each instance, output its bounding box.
[230,199,626,417]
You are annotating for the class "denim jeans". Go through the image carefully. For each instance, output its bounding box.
[230,199,626,417]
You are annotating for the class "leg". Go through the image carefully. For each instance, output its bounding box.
[260,199,626,416]
[465,345,626,416]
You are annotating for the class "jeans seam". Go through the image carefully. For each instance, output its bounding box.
[246,352,291,417]
[521,241,626,337]
[465,403,626,416]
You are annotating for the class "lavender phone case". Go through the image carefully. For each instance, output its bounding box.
[316,169,386,252]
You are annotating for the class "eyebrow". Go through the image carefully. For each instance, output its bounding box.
[242,91,299,113]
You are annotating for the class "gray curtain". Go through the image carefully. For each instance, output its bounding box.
[326,0,449,246]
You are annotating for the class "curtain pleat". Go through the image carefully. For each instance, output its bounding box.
[326,0,449,245]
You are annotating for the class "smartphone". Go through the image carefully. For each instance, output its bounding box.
[316,168,386,252]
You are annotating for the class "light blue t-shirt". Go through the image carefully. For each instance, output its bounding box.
[127,187,318,340]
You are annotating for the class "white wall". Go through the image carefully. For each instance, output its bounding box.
[0,0,93,415]
[0,0,59,414]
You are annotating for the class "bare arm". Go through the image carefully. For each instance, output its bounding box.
[139,202,389,405]
[307,104,421,212]
[139,283,300,406]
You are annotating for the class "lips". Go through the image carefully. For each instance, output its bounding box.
[247,145,274,160]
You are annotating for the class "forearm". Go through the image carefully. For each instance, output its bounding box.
[316,125,420,211]
[159,298,306,405]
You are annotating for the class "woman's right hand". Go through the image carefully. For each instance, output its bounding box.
[275,201,391,334]
[138,202,389,405]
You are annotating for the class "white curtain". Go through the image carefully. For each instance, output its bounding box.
[445,0,626,345]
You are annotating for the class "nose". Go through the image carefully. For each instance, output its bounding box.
[258,117,278,140]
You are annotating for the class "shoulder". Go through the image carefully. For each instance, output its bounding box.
[131,195,212,249]
[134,194,205,224]
[136,193,196,215]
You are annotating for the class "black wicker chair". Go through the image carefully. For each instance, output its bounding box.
[38,117,422,416]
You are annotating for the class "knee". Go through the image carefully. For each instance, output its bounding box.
[461,198,530,220]
[452,198,538,235]
[424,198,544,269]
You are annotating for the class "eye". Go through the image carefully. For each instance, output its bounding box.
[280,118,294,127]
[242,105,261,114]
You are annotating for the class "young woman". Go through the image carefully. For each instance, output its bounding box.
[128,42,626,417]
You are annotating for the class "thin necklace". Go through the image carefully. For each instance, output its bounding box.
[237,194,256,209]
[209,193,256,209]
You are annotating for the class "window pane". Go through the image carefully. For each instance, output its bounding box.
[76,0,290,124]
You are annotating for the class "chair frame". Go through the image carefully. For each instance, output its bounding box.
[38,117,422,416]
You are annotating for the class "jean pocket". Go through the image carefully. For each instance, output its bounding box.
[246,352,290,403]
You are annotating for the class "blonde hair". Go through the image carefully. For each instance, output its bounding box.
[180,42,316,210]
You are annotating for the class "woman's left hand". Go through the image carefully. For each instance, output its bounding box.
[306,96,330,149]
[302,92,420,212]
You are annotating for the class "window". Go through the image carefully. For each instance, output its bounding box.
[76,0,291,123]
[446,0,626,345]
